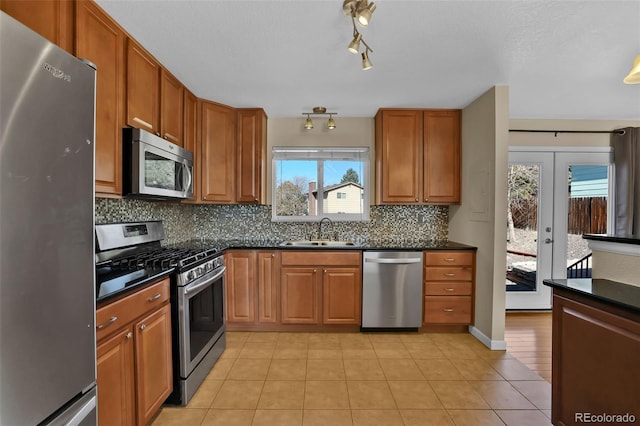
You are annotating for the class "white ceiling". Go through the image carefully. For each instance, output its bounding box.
[95,0,640,119]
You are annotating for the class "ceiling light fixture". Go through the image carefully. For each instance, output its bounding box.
[624,54,640,84]
[301,107,338,130]
[343,0,375,70]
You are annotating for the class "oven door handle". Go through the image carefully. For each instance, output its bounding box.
[183,266,226,296]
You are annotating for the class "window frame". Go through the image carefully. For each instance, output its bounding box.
[271,147,370,222]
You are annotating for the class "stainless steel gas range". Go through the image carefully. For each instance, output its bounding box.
[95,221,226,405]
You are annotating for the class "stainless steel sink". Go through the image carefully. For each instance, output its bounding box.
[279,240,357,247]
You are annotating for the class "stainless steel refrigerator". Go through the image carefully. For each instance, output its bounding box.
[0,12,97,425]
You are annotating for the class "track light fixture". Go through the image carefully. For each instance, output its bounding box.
[301,107,338,130]
[624,54,640,84]
[343,0,375,70]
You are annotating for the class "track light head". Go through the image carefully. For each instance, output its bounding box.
[361,50,373,71]
[327,115,336,130]
[624,54,640,84]
[348,32,362,54]
[356,1,376,26]
[304,115,314,130]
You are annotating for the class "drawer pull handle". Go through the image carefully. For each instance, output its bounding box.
[148,293,162,302]
[444,288,455,292]
[444,273,456,277]
[443,308,454,312]
[97,316,117,329]
[444,258,456,262]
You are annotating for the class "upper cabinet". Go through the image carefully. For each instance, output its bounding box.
[75,0,125,196]
[236,109,267,204]
[1,0,74,53]
[375,109,461,205]
[200,100,236,203]
[125,38,185,146]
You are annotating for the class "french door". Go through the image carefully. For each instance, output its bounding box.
[506,149,612,310]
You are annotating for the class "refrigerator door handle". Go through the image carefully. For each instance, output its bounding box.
[64,394,96,426]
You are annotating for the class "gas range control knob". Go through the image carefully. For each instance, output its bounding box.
[205,263,213,271]
[187,271,195,281]
[197,267,204,276]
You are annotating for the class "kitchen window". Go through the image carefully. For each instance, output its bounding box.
[272,147,370,221]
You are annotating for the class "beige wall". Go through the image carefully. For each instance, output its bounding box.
[266,118,374,203]
[509,119,640,147]
[449,85,509,347]
[592,250,640,287]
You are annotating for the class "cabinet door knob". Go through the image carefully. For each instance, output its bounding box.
[313,269,317,273]
[155,132,160,137]
[96,316,117,329]
[271,253,275,257]
[324,269,327,273]
[140,324,146,331]
[254,198,258,202]
[415,198,419,202]
[125,332,133,339]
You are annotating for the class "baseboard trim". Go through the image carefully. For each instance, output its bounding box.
[469,326,507,350]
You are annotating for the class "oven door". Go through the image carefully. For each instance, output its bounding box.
[177,265,225,377]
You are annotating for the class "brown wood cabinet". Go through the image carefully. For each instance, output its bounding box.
[423,250,475,325]
[159,70,184,146]
[236,109,267,204]
[375,109,461,205]
[551,290,640,426]
[224,251,256,323]
[257,251,279,323]
[75,0,125,196]
[1,0,74,52]
[183,89,200,202]
[96,278,172,426]
[200,100,236,203]
[280,251,362,326]
[126,38,160,133]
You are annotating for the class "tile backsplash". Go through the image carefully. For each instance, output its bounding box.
[96,198,448,244]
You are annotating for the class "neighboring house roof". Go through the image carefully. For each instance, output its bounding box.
[311,182,363,196]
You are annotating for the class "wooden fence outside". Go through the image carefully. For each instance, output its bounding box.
[509,197,607,234]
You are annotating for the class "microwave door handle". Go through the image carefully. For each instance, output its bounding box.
[182,162,192,193]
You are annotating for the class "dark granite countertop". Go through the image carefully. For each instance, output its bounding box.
[543,278,640,313]
[583,234,640,245]
[209,239,477,251]
[96,267,174,305]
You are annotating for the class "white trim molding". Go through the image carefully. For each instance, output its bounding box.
[509,146,612,153]
[469,326,507,350]
[588,240,640,257]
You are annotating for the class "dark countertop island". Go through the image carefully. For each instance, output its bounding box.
[543,278,640,313]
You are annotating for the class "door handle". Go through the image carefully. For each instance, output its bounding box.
[544,238,553,244]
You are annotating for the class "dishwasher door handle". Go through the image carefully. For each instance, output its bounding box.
[365,258,422,264]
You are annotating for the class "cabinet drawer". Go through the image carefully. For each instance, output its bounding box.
[424,296,472,324]
[424,282,472,296]
[424,266,472,281]
[96,278,170,341]
[425,251,473,266]
[281,251,361,266]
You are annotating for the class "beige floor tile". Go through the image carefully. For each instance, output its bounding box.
[303,409,353,426]
[429,381,490,409]
[474,348,514,360]
[351,409,404,426]
[258,380,305,409]
[407,344,447,359]
[388,381,442,409]
[367,333,403,343]
[399,333,435,343]
[308,333,341,349]
[212,380,264,409]
[308,348,342,359]
[220,347,242,360]
[340,339,373,350]
[374,347,412,359]
[347,381,396,409]
[306,359,346,380]
[447,409,505,425]
[400,409,455,426]
[246,332,279,342]
[227,358,271,380]
[201,409,255,426]
[267,359,307,380]
[273,348,308,359]
[495,409,553,426]
[470,381,536,409]
[152,407,208,426]
[343,359,385,380]
[186,380,224,408]
[237,342,275,359]
[379,358,425,380]
[341,348,377,359]
[509,380,551,409]
[226,339,245,349]
[489,359,544,380]
[276,341,309,350]
[304,381,350,409]
[415,359,465,380]
[252,409,303,426]
[450,358,504,381]
[278,332,310,344]
[227,332,251,343]
[438,346,480,359]
[206,358,236,380]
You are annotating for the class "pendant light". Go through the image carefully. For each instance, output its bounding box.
[304,114,314,130]
[301,107,338,130]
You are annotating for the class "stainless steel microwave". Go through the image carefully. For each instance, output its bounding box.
[123,128,194,200]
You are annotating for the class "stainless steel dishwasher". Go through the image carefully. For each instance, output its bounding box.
[362,251,423,330]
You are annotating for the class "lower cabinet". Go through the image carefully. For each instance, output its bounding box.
[224,250,362,329]
[96,278,172,426]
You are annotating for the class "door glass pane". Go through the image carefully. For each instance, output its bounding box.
[506,164,540,292]
[565,165,608,278]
